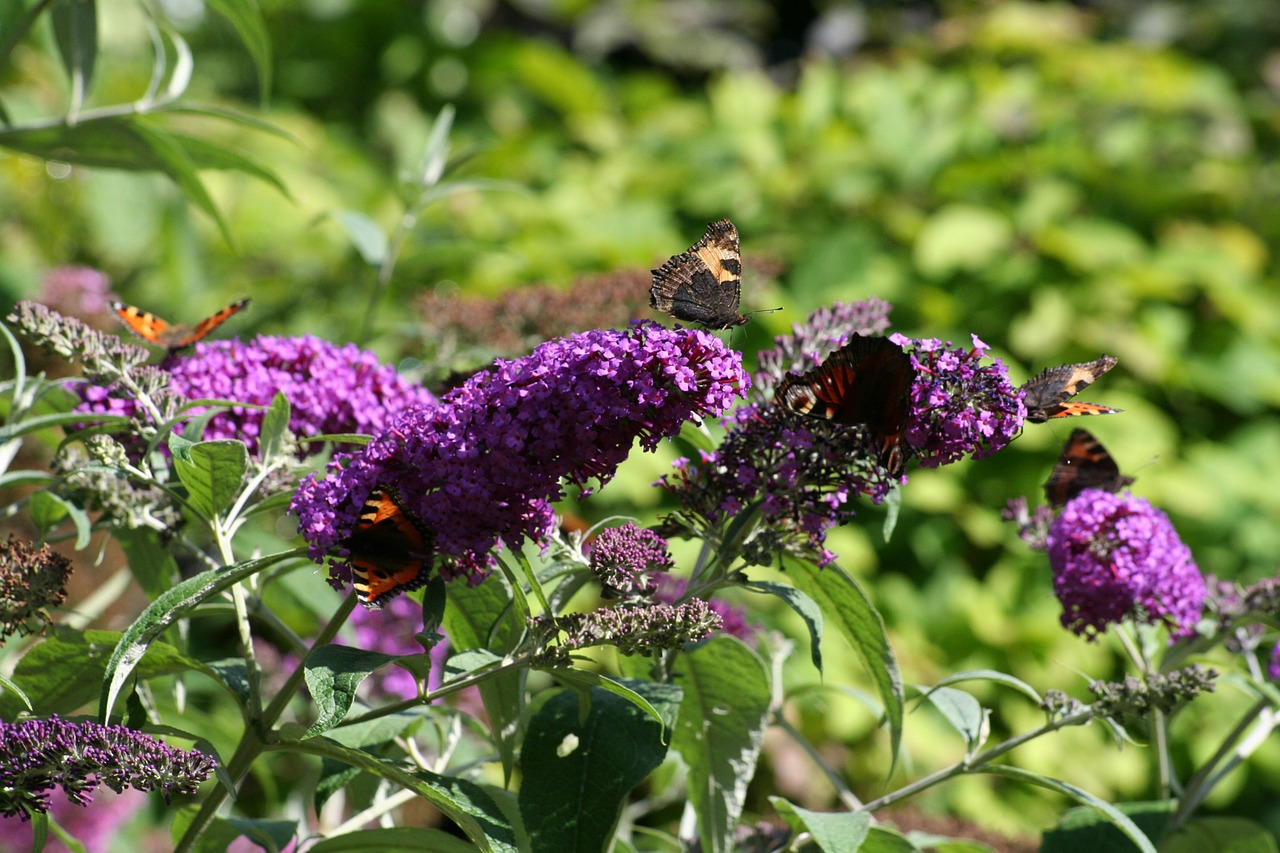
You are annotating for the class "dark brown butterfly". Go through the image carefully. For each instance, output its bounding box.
[110,298,250,352]
[1044,428,1135,507]
[1021,355,1121,423]
[341,487,433,608]
[774,334,916,476]
[649,219,747,329]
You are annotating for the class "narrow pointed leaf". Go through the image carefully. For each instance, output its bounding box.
[984,766,1157,853]
[303,644,399,738]
[204,0,272,101]
[745,580,823,671]
[259,392,291,463]
[51,0,98,107]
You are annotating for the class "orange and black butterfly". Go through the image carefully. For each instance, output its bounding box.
[774,334,916,476]
[341,487,433,608]
[1020,355,1121,423]
[650,219,747,329]
[110,298,250,352]
[1044,428,1135,507]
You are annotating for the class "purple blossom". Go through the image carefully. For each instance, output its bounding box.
[0,787,146,853]
[0,715,216,819]
[654,576,758,642]
[588,522,675,597]
[890,333,1024,467]
[39,267,112,319]
[1047,490,1205,640]
[75,335,435,456]
[754,299,893,397]
[292,323,746,591]
[1269,642,1280,681]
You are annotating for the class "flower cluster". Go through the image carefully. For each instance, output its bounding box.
[891,333,1024,467]
[588,522,674,597]
[1001,496,1055,551]
[293,323,746,588]
[38,267,113,320]
[529,599,722,666]
[75,335,436,457]
[753,298,892,397]
[654,576,758,643]
[0,716,216,818]
[0,537,72,643]
[660,403,896,566]
[1088,666,1218,718]
[9,301,151,380]
[1047,490,1205,640]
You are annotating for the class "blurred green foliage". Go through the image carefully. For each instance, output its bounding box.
[4,0,1280,841]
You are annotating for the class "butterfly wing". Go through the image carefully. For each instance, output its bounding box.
[775,334,915,475]
[1021,355,1121,423]
[179,299,250,348]
[111,298,249,350]
[342,487,433,608]
[650,219,746,329]
[1043,428,1135,506]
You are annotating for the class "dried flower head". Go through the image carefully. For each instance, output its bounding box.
[293,323,746,593]
[891,333,1024,467]
[530,598,722,666]
[654,576,758,643]
[0,716,216,819]
[588,523,675,597]
[1047,490,1205,640]
[0,537,72,644]
[9,301,150,379]
[1088,665,1217,718]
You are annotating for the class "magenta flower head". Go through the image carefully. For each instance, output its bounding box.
[1047,490,1205,640]
[292,323,746,590]
[891,333,1024,468]
[588,522,675,597]
[76,334,435,456]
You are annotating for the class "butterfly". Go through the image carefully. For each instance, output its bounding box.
[649,219,747,329]
[110,298,250,351]
[774,334,916,476]
[1044,428,1135,507]
[1020,355,1122,423]
[340,487,433,608]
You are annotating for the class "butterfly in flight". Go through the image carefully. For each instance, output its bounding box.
[110,298,250,352]
[1044,428,1135,507]
[1020,355,1121,423]
[341,487,433,608]
[649,219,748,329]
[774,334,916,476]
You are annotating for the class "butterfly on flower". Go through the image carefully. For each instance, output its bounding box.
[1020,355,1121,423]
[110,298,250,352]
[773,333,916,476]
[1044,428,1135,507]
[340,487,433,608]
[650,219,748,329]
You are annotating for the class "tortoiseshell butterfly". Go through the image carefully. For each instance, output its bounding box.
[774,334,916,476]
[341,487,433,608]
[110,298,249,352]
[1044,428,1135,507]
[1021,355,1121,423]
[650,219,747,329]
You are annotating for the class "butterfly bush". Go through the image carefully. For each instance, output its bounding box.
[75,334,436,456]
[1047,489,1205,640]
[588,522,674,597]
[292,323,746,586]
[753,298,893,397]
[0,716,216,818]
[890,333,1024,468]
[0,536,72,644]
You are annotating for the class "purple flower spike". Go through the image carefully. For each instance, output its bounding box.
[292,323,746,589]
[1047,490,1205,640]
[891,333,1024,468]
[589,522,675,597]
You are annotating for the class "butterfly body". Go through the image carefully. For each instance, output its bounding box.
[774,334,915,475]
[341,487,433,608]
[1021,355,1121,423]
[650,219,747,329]
[1044,428,1135,506]
[110,298,250,351]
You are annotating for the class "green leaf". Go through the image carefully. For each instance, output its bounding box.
[309,827,478,852]
[0,627,118,716]
[882,486,902,541]
[29,490,92,549]
[1041,801,1174,853]
[671,636,771,853]
[919,686,987,752]
[1162,817,1279,853]
[744,580,823,671]
[860,826,920,852]
[126,119,234,245]
[520,685,672,853]
[928,670,1043,706]
[51,0,98,109]
[259,392,291,463]
[786,559,903,766]
[0,671,32,711]
[336,210,389,266]
[168,434,248,520]
[203,0,272,102]
[771,798,870,852]
[0,410,132,443]
[989,768,1158,853]
[99,554,280,721]
[114,527,181,600]
[303,644,399,738]
[914,204,1014,279]
[550,670,681,735]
